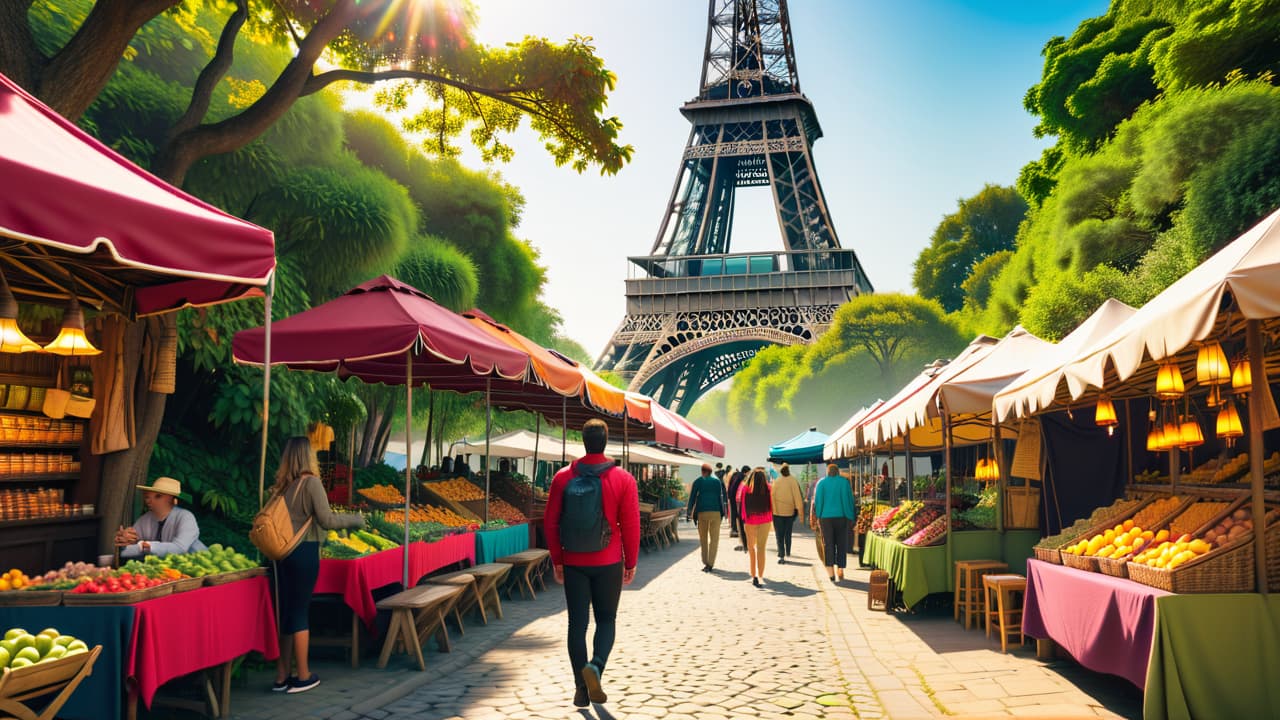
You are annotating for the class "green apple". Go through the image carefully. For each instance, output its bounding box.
[12,634,35,652]
[0,645,10,668]
[36,627,59,639]
[63,647,87,657]
[14,646,40,664]
[33,634,54,657]
[3,628,26,641]
[0,639,16,657]
[44,645,67,660]
[9,657,33,669]
[53,635,75,648]
[66,639,87,653]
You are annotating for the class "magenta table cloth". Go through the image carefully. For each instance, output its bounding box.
[1022,559,1168,688]
[315,534,475,628]
[127,577,279,707]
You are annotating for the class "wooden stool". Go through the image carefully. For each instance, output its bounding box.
[496,549,552,599]
[374,584,465,670]
[954,560,1008,629]
[430,563,512,622]
[982,574,1027,653]
[867,570,889,611]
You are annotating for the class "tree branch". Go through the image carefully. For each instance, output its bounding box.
[302,67,537,99]
[0,1,43,91]
[170,0,248,140]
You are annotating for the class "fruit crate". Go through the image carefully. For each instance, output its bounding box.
[1095,496,1194,578]
[419,483,482,523]
[1060,495,1188,574]
[1124,500,1264,593]
[0,589,61,606]
[1035,495,1155,566]
[62,582,174,605]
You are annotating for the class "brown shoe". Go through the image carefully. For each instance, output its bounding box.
[573,686,589,707]
[581,663,607,704]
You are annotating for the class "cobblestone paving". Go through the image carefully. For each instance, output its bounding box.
[210,521,1142,720]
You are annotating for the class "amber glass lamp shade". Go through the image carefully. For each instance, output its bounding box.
[1232,358,1252,394]
[1160,420,1182,451]
[1177,416,1204,449]
[1196,342,1230,386]
[1216,401,1244,441]
[1156,362,1185,399]
[43,296,101,356]
[1146,424,1161,452]
[1094,396,1118,435]
[0,273,39,353]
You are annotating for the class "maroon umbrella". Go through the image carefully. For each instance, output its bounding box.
[0,73,275,315]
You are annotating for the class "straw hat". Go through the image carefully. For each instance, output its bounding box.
[136,477,183,498]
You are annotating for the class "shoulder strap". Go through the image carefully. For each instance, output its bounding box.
[283,477,314,539]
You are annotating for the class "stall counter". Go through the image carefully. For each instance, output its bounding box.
[475,523,529,564]
[863,529,1039,608]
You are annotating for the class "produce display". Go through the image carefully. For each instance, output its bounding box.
[486,497,527,525]
[1034,496,1144,550]
[1063,519,1167,560]
[357,484,405,506]
[1203,507,1257,548]
[1181,452,1280,485]
[855,502,888,535]
[386,504,473,528]
[892,505,943,541]
[1132,533,1212,569]
[67,571,168,595]
[0,627,89,670]
[426,478,485,501]
[1168,502,1230,538]
[0,568,31,591]
[1131,495,1185,529]
[869,505,900,534]
[119,545,257,580]
[29,561,110,586]
[878,501,922,538]
[956,485,998,529]
[322,528,400,559]
[903,516,947,546]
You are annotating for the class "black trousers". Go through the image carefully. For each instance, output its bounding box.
[564,562,623,687]
[273,541,320,634]
[819,517,852,570]
[772,513,797,558]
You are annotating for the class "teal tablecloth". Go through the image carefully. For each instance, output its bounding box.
[475,523,529,564]
[0,604,135,720]
[863,529,1039,608]
[1145,593,1280,720]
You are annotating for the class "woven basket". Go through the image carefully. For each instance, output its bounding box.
[168,576,205,594]
[62,582,174,605]
[1127,534,1255,593]
[868,570,889,610]
[0,589,62,606]
[1060,551,1098,573]
[1032,547,1062,565]
[204,567,266,586]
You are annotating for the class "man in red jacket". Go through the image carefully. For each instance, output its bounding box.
[545,419,641,708]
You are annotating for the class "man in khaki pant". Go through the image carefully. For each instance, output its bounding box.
[685,464,727,572]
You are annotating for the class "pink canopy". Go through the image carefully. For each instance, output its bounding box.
[0,73,275,315]
[231,275,530,381]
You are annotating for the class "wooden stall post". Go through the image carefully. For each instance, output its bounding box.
[532,412,541,516]
[943,413,954,585]
[995,424,1005,534]
[904,442,914,501]
[403,350,413,587]
[257,277,274,509]
[1247,320,1270,594]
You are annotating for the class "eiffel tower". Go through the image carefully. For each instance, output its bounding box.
[595,0,873,415]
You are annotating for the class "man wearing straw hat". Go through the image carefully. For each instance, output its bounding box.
[115,477,207,558]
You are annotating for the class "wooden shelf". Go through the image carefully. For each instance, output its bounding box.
[0,441,83,450]
[0,472,79,484]
[0,513,98,528]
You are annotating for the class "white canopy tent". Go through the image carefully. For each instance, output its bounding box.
[824,400,885,460]
[447,429,703,467]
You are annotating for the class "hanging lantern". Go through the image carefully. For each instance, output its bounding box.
[1177,414,1204,449]
[1146,423,1161,452]
[1094,395,1118,436]
[1156,362,1185,399]
[986,457,1000,481]
[0,271,40,354]
[974,458,988,481]
[1196,342,1231,386]
[42,294,100,356]
[1232,357,1252,395]
[1216,400,1244,447]
[1159,417,1182,451]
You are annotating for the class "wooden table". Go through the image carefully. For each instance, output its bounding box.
[496,549,551,599]
[373,584,465,670]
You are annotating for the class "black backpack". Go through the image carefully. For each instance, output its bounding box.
[559,461,613,553]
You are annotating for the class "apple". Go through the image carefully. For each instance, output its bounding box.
[11,634,35,652]
[3,628,26,641]
[14,646,40,664]
[9,657,33,669]
[0,646,9,668]
[43,645,66,661]
[0,639,16,657]
[53,635,75,648]
[66,639,87,653]
[36,628,59,639]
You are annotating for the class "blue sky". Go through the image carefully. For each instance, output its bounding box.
[456,0,1110,359]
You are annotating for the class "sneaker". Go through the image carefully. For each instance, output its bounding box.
[752,577,761,588]
[778,557,785,564]
[580,663,607,704]
[733,545,744,551]
[573,686,589,708]
[271,677,295,693]
[286,674,320,694]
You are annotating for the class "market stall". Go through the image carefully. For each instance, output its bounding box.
[990,208,1280,717]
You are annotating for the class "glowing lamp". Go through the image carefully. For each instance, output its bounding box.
[1196,342,1230,386]
[1159,420,1182,451]
[1156,362,1185,399]
[1232,358,1252,394]
[974,458,988,480]
[1094,395,1118,436]
[42,295,101,356]
[1216,401,1244,446]
[1146,424,1161,452]
[1177,415,1204,449]
[0,272,39,353]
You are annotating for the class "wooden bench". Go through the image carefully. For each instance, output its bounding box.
[0,645,101,720]
[495,549,552,600]
[420,573,477,635]
[426,563,512,622]
[373,584,465,670]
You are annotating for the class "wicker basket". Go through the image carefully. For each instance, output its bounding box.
[62,582,174,605]
[1032,547,1062,565]
[1060,551,1098,573]
[868,570,889,610]
[1126,534,1255,593]
[0,589,62,606]
[204,567,266,586]
[168,576,205,594]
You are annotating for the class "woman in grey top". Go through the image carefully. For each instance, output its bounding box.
[271,436,363,694]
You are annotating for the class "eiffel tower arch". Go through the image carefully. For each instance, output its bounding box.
[596,0,873,415]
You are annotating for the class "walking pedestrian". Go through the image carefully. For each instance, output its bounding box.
[738,467,773,587]
[270,437,364,694]
[770,464,804,563]
[686,463,727,572]
[726,465,747,547]
[813,464,856,583]
[545,419,641,708]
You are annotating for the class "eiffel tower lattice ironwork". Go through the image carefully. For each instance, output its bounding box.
[595,0,873,415]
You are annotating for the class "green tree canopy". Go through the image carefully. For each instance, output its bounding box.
[912,185,1027,313]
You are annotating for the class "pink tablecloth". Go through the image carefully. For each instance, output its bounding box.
[1022,559,1169,688]
[315,533,475,628]
[127,576,280,707]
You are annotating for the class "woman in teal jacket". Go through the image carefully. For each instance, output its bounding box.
[812,464,856,583]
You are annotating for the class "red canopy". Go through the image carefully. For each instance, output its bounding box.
[0,73,275,315]
[231,275,530,381]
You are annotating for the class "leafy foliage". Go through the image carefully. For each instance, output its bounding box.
[912,185,1027,312]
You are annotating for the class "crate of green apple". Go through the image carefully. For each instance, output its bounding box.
[0,627,92,672]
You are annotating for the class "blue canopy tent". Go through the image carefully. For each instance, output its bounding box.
[768,427,829,464]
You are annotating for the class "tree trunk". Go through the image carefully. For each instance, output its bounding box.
[370,396,396,464]
[96,316,170,553]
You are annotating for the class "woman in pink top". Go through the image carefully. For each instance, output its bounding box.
[738,468,773,587]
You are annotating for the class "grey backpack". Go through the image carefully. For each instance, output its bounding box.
[559,462,613,553]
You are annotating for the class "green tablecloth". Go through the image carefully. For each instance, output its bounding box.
[863,529,1040,608]
[0,604,135,720]
[475,523,529,564]
[1145,593,1280,720]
